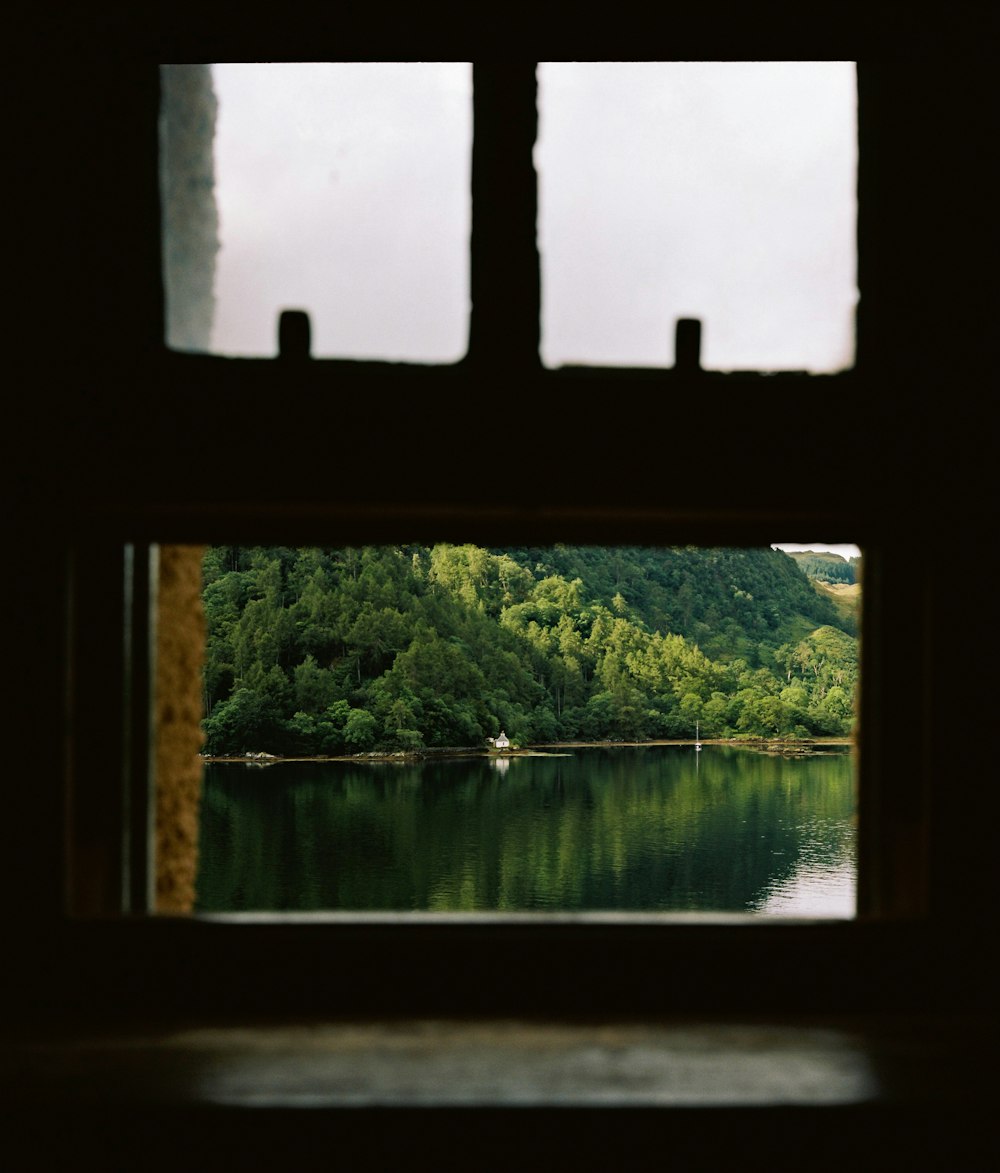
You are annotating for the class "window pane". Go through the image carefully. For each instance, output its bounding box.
[164,63,471,361]
[538,62,857,371]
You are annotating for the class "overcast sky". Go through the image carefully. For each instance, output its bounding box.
[211,62,471,361]
[772,543,861,560]
[209,62,857,370]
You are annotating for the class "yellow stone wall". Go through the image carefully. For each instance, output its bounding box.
[155,545,206,913]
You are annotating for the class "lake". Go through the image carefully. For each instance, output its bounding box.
[195,745,856,916]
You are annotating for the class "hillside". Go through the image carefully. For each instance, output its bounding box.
[516,545,845,661]
[814,580,861,630]
[782,551,861,634]
[784,549,860,585]
[201,544,859,755]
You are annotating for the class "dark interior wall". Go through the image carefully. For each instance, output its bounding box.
[7,10,996,995]
[4,15,996,1171]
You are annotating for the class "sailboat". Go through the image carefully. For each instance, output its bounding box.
[695,722,702,752]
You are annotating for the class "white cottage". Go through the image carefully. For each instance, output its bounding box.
[493,731,510,750]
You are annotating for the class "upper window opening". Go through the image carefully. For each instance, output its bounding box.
[537,62,858,371]
[161,63,472,361]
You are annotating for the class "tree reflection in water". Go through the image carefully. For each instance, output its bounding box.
[195,746,856,916]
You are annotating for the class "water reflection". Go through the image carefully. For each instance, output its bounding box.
[754,816,856,917]
[196,746,856,916]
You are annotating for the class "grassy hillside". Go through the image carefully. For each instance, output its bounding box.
[814,580,861,631]
[780,551,861,635]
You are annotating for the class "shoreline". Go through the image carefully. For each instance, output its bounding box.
[203,736,854,765]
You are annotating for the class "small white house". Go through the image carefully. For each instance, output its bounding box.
[494,731,510,750]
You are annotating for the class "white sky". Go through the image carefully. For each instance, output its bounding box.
[211,63,471,361]
[538,62,857,370]
[772,543,861,560]
[208,62,857,369]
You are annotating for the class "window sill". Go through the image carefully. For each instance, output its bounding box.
[4,1013,992,1167]
[1,1014,980,1108]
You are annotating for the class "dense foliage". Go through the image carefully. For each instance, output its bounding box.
[201,545,859,755]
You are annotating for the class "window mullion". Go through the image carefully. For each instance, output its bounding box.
[468,62,541,372]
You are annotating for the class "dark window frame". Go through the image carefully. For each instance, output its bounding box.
[14,41,992,1023]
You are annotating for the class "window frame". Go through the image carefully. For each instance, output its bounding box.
[14,45,991,1024]
[160,60,881,921]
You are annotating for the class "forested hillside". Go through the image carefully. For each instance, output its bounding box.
[785,549,860,586]
[201,545,859,755]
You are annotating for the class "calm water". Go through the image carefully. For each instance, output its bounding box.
[195,746,856,916]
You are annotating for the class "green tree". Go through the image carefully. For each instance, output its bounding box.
[344,708,377,751]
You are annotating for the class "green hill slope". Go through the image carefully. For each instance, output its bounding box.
[814,580,861,630]
[201,544,859,754]
[785,549,859,585]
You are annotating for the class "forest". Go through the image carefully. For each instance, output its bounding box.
[200,544,860,756]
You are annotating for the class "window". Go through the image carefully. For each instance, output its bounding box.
[31,47,986,1024]
[192,541,861,918]
[152,63,871,926]
[163,62,857,371]
[538,61,857,370]
[185,63,472,361]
